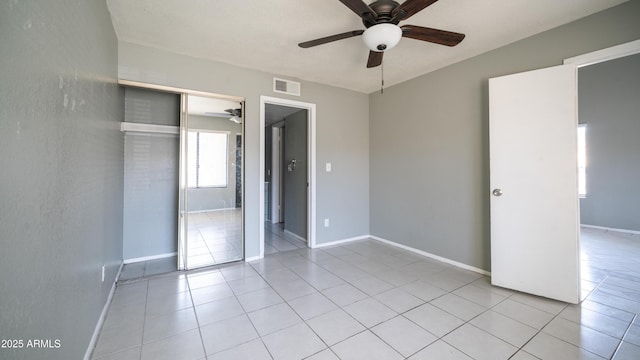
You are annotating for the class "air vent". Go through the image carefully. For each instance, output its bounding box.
[273,78,301,96]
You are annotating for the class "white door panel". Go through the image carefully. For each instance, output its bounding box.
[489,64,580,304]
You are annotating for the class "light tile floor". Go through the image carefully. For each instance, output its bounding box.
[92,227,640,359]
[119,256,178,281]
[265,222,308,254]
[120,221,305,281]
[187,210,243,268]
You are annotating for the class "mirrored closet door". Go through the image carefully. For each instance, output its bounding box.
[178,94,244,270]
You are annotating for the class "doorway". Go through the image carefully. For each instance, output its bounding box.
[573,51,640,301]
[259,96,317,259]
[488,40,640,303]
[264,106,309,254]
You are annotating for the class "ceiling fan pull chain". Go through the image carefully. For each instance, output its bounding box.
[381,60,384,94]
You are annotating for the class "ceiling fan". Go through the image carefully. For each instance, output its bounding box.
[225,108,242,124]
[298,0,465,68]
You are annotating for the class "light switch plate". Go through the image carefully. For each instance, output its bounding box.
[326,163,332,172]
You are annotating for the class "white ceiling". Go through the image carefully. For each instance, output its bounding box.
[106,0,627,94]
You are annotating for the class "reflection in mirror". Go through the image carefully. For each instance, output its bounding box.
[180,95,244,269]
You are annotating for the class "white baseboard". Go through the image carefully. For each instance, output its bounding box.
[581,224,640,235]
[245,255,262,262]
[84,262,123,360]
[314,235,370,248]
[254,232,491,276]
[284,229,307,243]
[188,207,237,214]
[124,252,177,264]
[370,235,491,276]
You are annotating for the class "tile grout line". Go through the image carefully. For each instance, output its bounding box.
[505,300,569,360]
[248,265,288,360]
[610,313,638,359]
[252,251,347,357]
[137,279,150,360]
[252,247,417,359]
[503,275,629,360]
[427,284,512,359]
[186,268,232,359]
[296,247,476,359]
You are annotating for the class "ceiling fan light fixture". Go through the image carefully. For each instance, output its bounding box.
[362,23,402,52]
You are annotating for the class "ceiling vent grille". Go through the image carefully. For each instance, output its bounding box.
[273,78,301,96]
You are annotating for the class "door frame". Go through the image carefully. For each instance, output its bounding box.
[259,96,317,258]
[270,126,283,224]
[116,79,246,270]
[564,39,640,68]
[487,39,640,300]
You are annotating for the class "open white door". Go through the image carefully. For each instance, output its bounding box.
[489,64,580,304]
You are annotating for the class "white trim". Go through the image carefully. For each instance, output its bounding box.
[259,96,317,257]
[187,207,237,214]
[123,252,177,264]
[371,236,491,276]
[259,102,266,258]
[118,79,245,102]
[564,39,640,67]
[581,224,640,235]
[84,262,123,360]
[245,255,262,262]
[284,229,307,243]
[120,122,179,135]
[271,127,283,224]
[314,235,370,248]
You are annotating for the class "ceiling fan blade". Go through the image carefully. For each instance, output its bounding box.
[299,30,364,48]
[401,25,465,46]
[338,0,377,21]
[392,0,439,21]
[367,51,383,68]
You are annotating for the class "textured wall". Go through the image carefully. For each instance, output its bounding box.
[579,54,640,231]
[369,1,640,271]
[122,88,179,260]
[0,1,123,359]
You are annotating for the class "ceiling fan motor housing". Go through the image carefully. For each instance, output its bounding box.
[361,0,403,52]
[362,0,401,27]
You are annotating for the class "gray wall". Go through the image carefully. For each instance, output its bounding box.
[188,115,242,212]
[0,1,123,359]
[123,88,179,260]
[369,1,640,271]
[284,110,309,239]
[579,53,640,231]
[118,42,370,257]
[265,123,274,221]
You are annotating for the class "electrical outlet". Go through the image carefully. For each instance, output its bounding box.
[101,265,105,282]
[324,218,330,227]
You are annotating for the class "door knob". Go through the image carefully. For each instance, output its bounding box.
[492,188,503,197]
